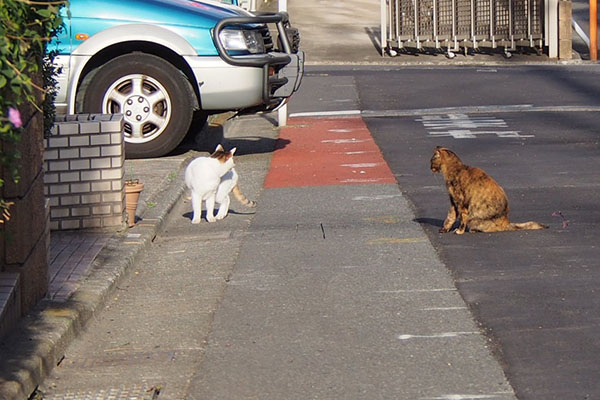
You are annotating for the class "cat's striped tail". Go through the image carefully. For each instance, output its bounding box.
[510,221,548,230]
[232,185,256,207]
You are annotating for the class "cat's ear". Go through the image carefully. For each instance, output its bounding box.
[230,147,237,156]
[214,144,224,153]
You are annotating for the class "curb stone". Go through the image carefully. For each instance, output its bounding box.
[0,149,194,400]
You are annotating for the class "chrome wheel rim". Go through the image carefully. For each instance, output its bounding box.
[102,74,172,144]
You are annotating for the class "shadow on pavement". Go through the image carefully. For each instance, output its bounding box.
[171,114,287,157]
[414,217,444,229]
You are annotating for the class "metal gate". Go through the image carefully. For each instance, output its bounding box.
[381,0,544,57]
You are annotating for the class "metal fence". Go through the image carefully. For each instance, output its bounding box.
[381,0,544,57]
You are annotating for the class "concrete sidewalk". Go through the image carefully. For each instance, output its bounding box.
[31,111,516,399]
[46,153,188,303]
[0,146,192,399]
[184,115,515,398]
[189,184,515,399]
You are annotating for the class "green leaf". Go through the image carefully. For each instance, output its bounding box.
[36,9,52,18]
[0,0,65,206]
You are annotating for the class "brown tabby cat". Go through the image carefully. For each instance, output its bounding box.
[430,146,547,234]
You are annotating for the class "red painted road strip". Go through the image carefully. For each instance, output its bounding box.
[264,117,397,188]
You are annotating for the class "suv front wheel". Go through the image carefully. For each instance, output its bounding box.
[81,53,197,158]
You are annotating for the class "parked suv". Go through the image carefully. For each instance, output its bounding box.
[51,0,303,158]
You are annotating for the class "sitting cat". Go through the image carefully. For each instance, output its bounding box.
[184,145,256,223]
[430,146,547,234]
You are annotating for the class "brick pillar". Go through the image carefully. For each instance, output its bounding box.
[558,0,573,59]
[44,114,125,230]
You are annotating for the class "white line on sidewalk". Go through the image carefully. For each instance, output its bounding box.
[420,393,515,399]
[377,288,457,293]
[398,331,478,340]
[289,110,361,117]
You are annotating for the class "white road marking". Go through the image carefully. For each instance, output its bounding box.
[421,394,515,400]
[340,163,380,168]
[321,138,370,144]
[339,178,387,183]
[290,110,361,118]
[417,114,534,139]
[378,288,457,293]
[290,105,600,119]
[352,194,403,201]
[328,129,354,133]
[419,114,508,129]
[167,250,186,255]
[398,331,478,340]
[428,130,534,139]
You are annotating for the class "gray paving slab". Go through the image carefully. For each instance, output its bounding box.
[48,232,111,302]
[187,184,515,400]
[34,115,277,400]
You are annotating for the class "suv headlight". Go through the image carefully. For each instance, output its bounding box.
[219,29,265,54]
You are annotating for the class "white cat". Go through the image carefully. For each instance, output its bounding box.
[184,145,256,223]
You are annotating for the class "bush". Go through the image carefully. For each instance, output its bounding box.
[0,0,64,223]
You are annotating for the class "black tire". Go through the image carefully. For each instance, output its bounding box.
[82,53,196,158]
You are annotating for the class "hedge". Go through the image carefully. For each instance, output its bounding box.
[0,0,64,223]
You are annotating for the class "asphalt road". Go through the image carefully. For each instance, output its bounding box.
[289,65,600,399]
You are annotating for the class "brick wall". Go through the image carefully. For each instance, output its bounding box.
[44,114,125,230]
[1,98,49,322]
[0,273,20,340]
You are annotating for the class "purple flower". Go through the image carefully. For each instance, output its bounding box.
[8,107,22,128]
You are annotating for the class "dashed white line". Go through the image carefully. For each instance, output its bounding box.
[421,394,515,400]
[290,110,361,118]
[321,138,370,144]
[340,163,380,168]
[352,194,403,201]
[398,331,478,340]
[377,288,457,293]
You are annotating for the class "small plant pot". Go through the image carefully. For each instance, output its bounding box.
[125,180,144,227]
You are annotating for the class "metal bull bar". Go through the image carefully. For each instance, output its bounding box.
[381,0,544,57]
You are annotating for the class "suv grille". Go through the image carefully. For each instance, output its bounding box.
[259,26,274,52]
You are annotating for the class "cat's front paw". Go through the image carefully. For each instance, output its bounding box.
[206,216,217,223]
[454,228,465,235]
[215,214,227,220]
[439,227,450,233]
[191,218,201,224]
